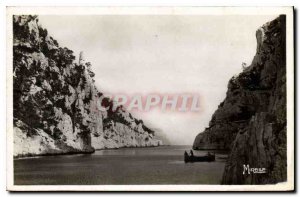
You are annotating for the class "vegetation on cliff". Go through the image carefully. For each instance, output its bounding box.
[13,15,161,157]
[193,15,287,184]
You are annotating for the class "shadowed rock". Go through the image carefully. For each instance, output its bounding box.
[193,15,287,184]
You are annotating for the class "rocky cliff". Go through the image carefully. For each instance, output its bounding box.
[193,16,287,184]
[13,15,161,157]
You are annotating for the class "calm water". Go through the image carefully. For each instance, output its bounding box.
[14,146,228,185]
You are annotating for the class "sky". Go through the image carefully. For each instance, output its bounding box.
[39,15,277,145]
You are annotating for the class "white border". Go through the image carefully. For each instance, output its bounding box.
[6,6,294,191]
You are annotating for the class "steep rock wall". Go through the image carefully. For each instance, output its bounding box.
[193,16,287,184]
[13,15,161,157]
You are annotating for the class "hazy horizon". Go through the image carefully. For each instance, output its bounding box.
[38,15,277,145]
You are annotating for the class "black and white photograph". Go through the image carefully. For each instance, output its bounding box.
[6,7,294,191]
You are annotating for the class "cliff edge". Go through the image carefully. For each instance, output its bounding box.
[13,15,162,157]
[193,15,287,184]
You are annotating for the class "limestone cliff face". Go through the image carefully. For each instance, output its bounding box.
[193,16,286,184]
[13,15,161,157]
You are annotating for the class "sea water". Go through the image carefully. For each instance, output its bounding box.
[14,146,228,185]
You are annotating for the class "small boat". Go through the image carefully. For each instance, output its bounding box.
[184,151,215,163]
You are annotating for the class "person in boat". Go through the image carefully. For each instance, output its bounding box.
[184,151,189,163]
[190,150,194,157]
[184,151,188,158]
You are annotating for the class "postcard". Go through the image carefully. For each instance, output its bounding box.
[6,7,294,191]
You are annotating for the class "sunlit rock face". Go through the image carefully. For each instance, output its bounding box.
[13,15,162,157]
[193,16,287,184]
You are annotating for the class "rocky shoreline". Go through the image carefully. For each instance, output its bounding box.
[193,15,287,184]
[13,15,162,158]
[14,145,166,159]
